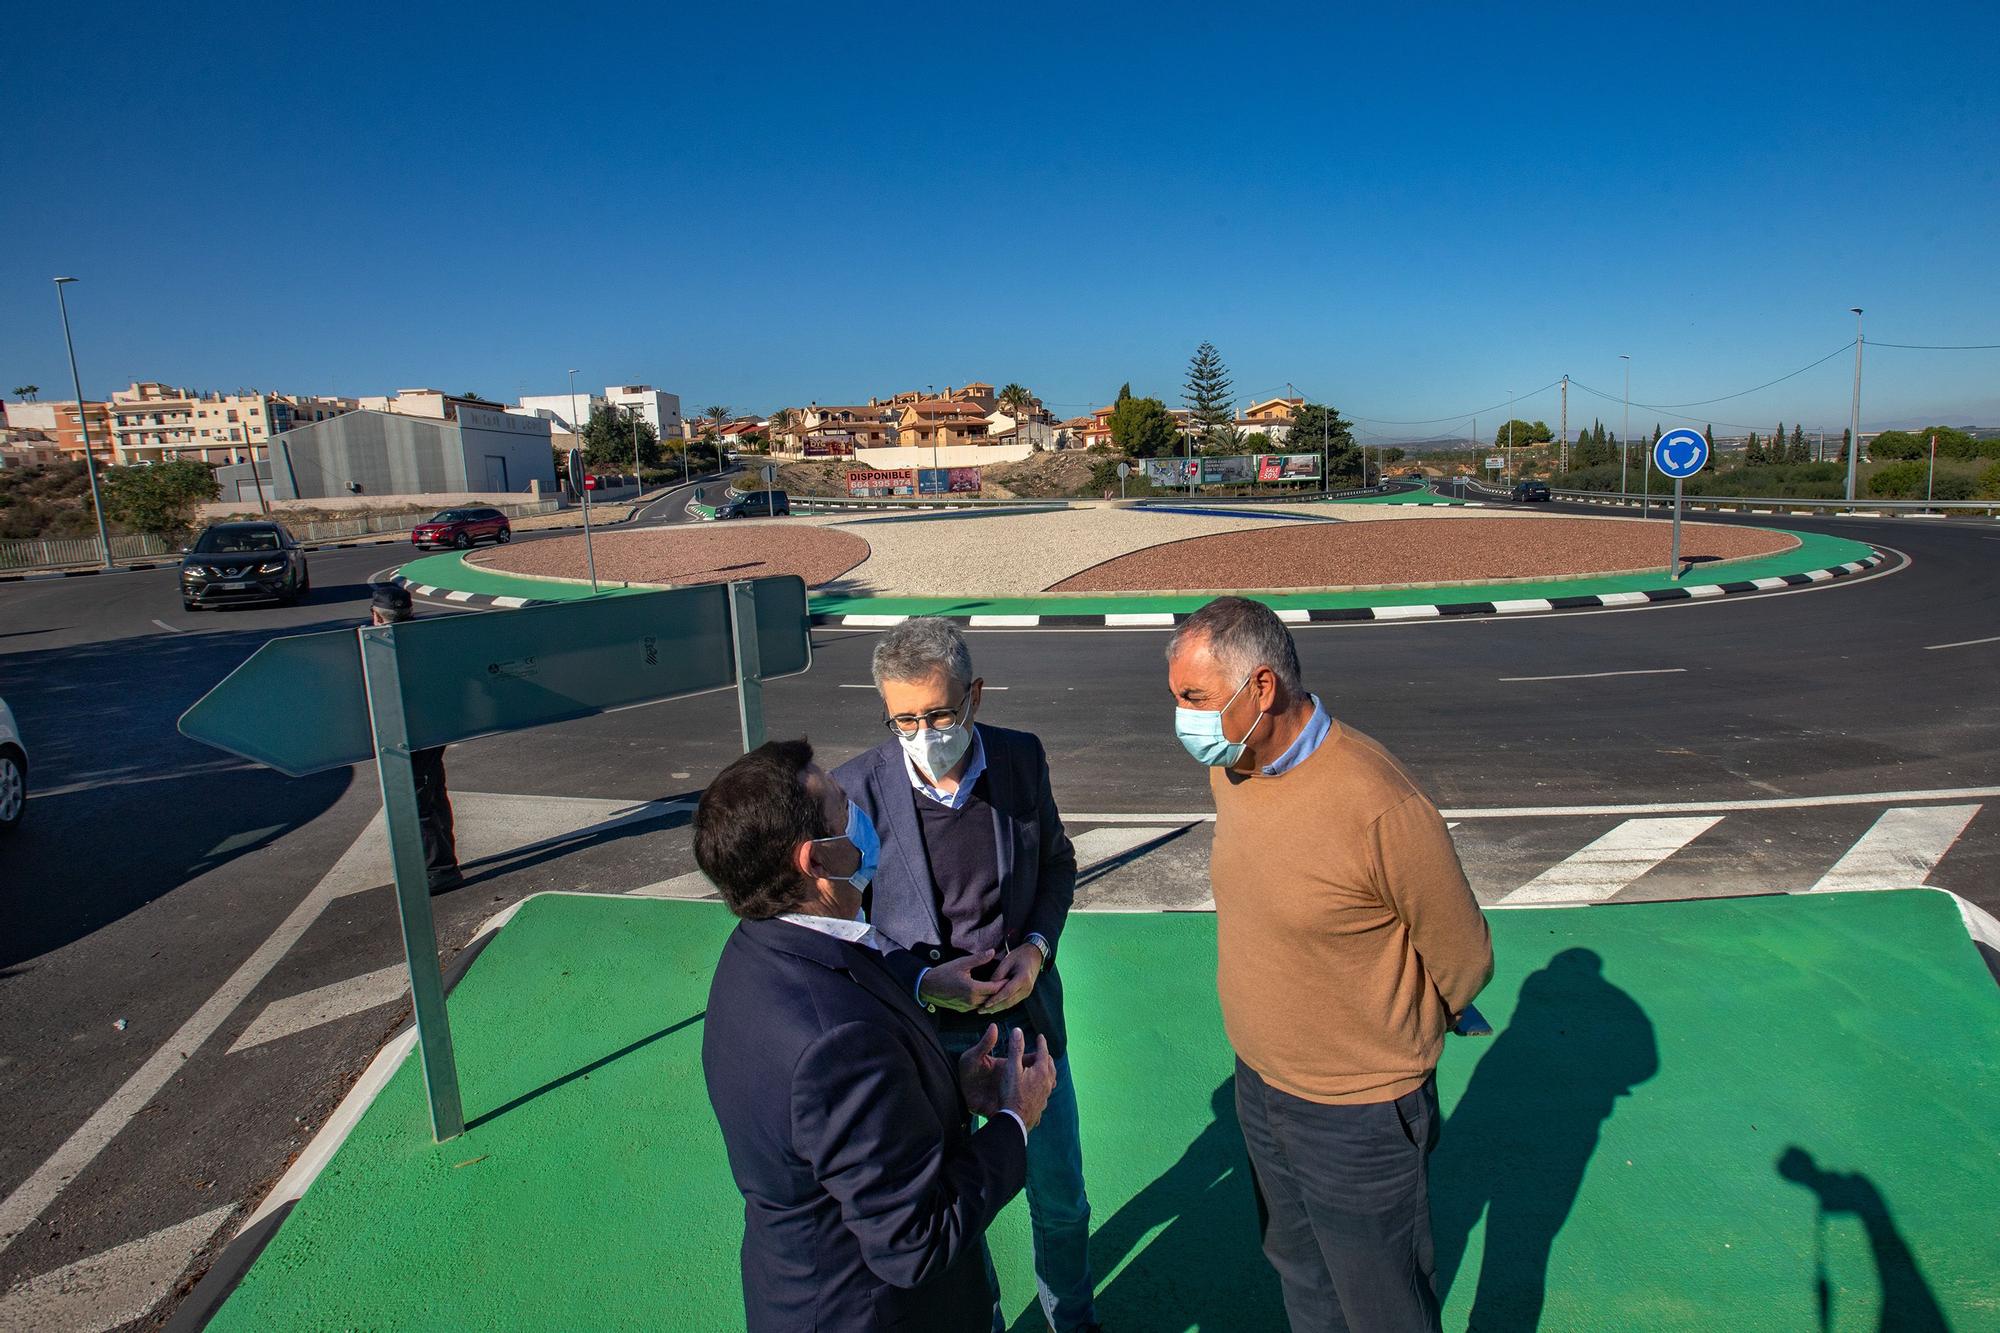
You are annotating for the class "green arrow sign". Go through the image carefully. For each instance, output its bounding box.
[178,629,371,777]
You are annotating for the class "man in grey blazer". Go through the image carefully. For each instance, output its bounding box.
[834,617,1101,1333]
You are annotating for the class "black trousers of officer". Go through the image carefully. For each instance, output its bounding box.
[410,746,457,882]
[1235,1059,1444,1333]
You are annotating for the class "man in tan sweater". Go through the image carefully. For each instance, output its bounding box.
[1166,596,1492,1333]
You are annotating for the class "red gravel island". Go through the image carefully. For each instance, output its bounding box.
[470,526,870,588]
[1050,516,1797,592]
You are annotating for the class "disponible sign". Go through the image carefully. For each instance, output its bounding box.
[848,467,981,498]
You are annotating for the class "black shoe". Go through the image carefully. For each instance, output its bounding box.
[427,868,464,895]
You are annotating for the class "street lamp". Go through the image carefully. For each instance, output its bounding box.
[1619,354,1631,497]
[1506,389,1515,484]
[52,278,112,569]
[1845,308,1864,504]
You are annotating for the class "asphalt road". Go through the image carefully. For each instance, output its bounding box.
[0,492,1995,1329]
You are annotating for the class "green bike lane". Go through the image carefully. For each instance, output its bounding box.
[205,889,2000,1330]
[398,527,1880,621]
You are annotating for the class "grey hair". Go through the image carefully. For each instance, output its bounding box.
[871,616,975,688]
[1166,597,1303,693]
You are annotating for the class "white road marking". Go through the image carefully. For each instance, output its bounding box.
[1497,816,1723,904]
[1372,605,1440,619]
[1104,613,1177,627]
[968,614,1041,627]
[0,791,686,1251]
[1071,826,1178,869]
[444,590,475,602]
[315,792,687,899]
[1924,634,2000,651]
[1806,805,1981,893]
[1751,577,1792,590]
[491,595,530,608]
[150,618,184,634]
[227,965,407,1053]
[1061,785,2000,823]
[1276,609,1311,624]
[1498,668,1686,683]
[1683,584,1727,597]
[0,1205,234,1333]
[626,870,715,899]
[1492,598,1554,614]
[842,614,908,627]
[1597,591,1652,605]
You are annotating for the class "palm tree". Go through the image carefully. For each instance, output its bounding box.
[702,404,733,431]
[768,408,795,453]
[997,384,1033,446]
[12,385,38,401]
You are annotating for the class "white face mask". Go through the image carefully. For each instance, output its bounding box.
[899,719,974,781]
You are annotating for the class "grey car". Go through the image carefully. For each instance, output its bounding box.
[181,521,310,610]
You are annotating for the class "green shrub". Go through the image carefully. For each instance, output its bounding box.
[1979,462,2000,500]
[1865,460,1926,498]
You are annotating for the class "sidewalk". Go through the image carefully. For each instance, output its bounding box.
[202,889,1999,1330]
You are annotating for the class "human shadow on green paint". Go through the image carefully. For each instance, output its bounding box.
[465,1010,705,1131]
[1430,948,1658,1330]
[1776,1146,1948,1333]
[1043,1078,1286,1331]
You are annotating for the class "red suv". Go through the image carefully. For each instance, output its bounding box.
[413,507,512,550]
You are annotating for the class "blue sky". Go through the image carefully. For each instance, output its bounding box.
[5,2,1996,439]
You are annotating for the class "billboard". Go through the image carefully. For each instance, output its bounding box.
[1485,455,1505,469]
[1143,458,1198,487]
[1256,453,1322,482]
[803,431,855,457]
[848,467,915,498]
[1200,455,1257,485]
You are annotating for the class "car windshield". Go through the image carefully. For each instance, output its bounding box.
[430,510,474,522]
[194,528,281,553]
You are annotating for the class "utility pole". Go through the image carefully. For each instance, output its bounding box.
[1506,390,1515,484]
[1560,374,1569,474]
[1619,356,1631,497]
[1846,308,1864,503]
[52,278,112,569]
[630,408,643,494]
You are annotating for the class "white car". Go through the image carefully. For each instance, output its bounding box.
[0,697,24,832]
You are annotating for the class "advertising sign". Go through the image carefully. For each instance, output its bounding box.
[1485,455,1505,469]
[947,467,982,494]
[847,467,915,498]
[1256,453,1322,482]
[803,430,855,457]
[1143,458,1197,487]
[1200,455,1257,485]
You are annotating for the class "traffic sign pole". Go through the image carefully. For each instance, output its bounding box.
[359,624,466,1142]
[727,579,766,751]
[581,482,598,593]
[1670,476,1684,579]
[1651,429,1709,581]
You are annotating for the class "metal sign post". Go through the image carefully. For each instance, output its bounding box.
[358,625,466,1140]
[1652,429,1710,580]
[581,479,598,592]
[1117,460,1130,499]
[728,580,766,751]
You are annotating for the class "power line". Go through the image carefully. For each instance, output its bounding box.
[1870,340,2000,350]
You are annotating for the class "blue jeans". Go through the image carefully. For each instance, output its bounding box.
[940,1023,1099,1332]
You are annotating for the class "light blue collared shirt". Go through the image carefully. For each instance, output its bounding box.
[1261,695,1330,777]
[905,728,988,809]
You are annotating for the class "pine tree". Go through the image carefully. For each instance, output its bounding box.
[1746,432,1765,465]
[1182,342,1235,445]
[1791,423,1807,463]
[1116,382,1132,403]
[1703,424,1714,450]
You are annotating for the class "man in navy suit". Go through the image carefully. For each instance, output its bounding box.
[834,618,1102,1333]
[698,738,1058,1332]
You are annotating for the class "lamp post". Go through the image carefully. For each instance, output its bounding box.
[52,278,112,569]
[1845,308,1864,504]
[1619,355,1631,498]
[1506,390,1515,484]
[630,408,642,494]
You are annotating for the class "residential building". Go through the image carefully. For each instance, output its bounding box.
[512,385,684,440]
[770,403,898,454]
[1234,396,1304,444]
[2,399,113,461]
[267,406,555,500]
[0,431,68,468]
[895,399,993,451]
[361,388,502,422]
[108,382,355,466]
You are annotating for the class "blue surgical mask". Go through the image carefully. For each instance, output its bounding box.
[811,800,881,890]
[1175,674,1265,767]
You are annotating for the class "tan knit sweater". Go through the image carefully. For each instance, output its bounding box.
[1209,718,1493,1105]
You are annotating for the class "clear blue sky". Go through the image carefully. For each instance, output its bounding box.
[5,2,1997,440]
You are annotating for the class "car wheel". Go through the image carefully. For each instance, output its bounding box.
[0,746,25,832]
[496,527,511,544]
[299,567,311,594]
[183,598,201,612]
[453,533,472,550]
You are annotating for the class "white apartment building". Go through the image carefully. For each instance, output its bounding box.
[512,385,683,439]
[107,381,356,466]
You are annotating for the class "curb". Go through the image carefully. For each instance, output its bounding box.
[395,551,1889,624]
[810,553,1888,628]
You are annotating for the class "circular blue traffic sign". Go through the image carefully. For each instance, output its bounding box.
[1653,428,1709,479]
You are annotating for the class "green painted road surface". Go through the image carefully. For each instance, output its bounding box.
[213,890,1998,1331]
[403,529,1881,623]
[1323,488,1466,505]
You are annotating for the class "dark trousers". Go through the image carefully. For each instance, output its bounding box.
[411,746,457,880]
[1234,1059,1443,1333]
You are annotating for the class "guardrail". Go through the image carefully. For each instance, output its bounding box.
[1546,488,2000,518]
[0,532,177,571]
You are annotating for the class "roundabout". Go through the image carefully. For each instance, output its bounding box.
[400,500,1886,627]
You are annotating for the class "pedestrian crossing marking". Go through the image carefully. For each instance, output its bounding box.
[228,965,407,1053]
[1807,805,1982,893]
[1496,816,1723,905]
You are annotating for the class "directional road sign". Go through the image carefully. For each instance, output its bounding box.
[1653,428,1709,479]
[763,463,777,486]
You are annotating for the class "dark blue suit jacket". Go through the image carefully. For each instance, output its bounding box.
[702,916,1027,1332]
[833,723,1078,1057]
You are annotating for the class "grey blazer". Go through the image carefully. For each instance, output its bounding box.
[833,723,1078,1057]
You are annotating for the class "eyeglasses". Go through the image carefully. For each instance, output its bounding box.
[883,696,970,736]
